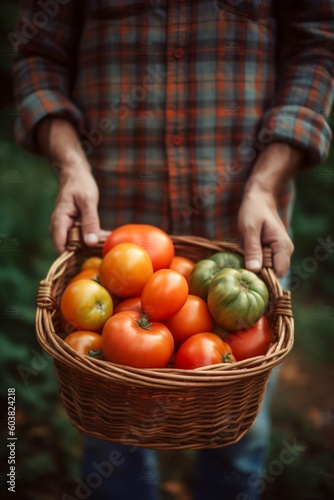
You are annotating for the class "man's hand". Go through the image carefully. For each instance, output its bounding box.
[238,189,294,277]
[238,142,304,277]
[50,168,100,253]
[36,117,101,253]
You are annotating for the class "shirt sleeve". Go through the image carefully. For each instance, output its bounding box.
[261,0,334,166]
[12,0,84,153]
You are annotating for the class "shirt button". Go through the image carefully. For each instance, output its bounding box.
[172,135,184,146]
[173,48,185,59]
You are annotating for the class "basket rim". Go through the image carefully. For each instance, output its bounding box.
[35,229,294,388]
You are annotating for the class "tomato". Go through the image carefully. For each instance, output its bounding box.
[68,268,99,284]
[99,243,153,298]
[102,311,174,368]
[209,251,244,269]
[207,268,269,330]
[225,316,274,361]
[189,251,244,300]
[141,269,188,321]
[64,331,103,356]
[114,297,142,314]
[81,257,102,271]
[60,279,113,331]
[164,295,213,345]
[188,259,218,300]
[169,256,195,281]
[102,224,174,271]
[173,333,236,369]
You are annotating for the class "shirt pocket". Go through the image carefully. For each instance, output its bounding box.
[86,0,149,20]
[216,0,273,21]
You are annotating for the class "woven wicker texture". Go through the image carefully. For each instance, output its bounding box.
[36,223,294,450]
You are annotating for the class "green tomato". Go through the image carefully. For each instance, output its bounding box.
[188,259,218,300]
[209,252,244,269]
[189,251,244,300]
[207,268,269,330]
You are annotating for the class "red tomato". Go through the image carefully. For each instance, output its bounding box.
[99,243,153,298]
[169,256,195,281]
[173,333,236,369]
[64,331,102,356]
[102,311,174,368]
[61,279,113,331]
[114,297,142,314]
[102,224,174,271]
[141,269,188,321]
[164,295,213,345]
[224,316,273,361]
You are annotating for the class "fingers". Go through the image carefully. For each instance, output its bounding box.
[50,179,100,253]
[238,220,263,274]
[50,209,76,254]
[237,187,295,278]
[80,195,100,246]
[239,218,294,278]
[271,236,294,278]
[100,229,112,239]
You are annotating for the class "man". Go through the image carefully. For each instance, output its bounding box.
[12,1,334,498]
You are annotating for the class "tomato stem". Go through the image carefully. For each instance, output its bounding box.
[95,301,103,313]
[88,349,105,359]
[239,280,249,292]
[136,313,152,330]
[222,352,234,364]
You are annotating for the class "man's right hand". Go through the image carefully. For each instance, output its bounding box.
[36,117,101,253]
[50,168,100,253]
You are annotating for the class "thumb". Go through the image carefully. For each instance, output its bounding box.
[79,197,100,246]
[241,224,263,274]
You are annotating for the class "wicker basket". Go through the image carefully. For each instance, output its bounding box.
[36,223,294,450]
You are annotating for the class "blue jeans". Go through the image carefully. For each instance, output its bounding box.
[80,369,278,500]
[192,369,278,500]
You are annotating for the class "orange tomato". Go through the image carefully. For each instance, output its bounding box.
[60,279,113,331]
[81,257,102,271]
[69,268,99,284]
[169,256,195,281]
[102,224,174,271]
[141,269,189,321]
[164,295,213,345]
[99,243,154,298]
[64,331,103,355]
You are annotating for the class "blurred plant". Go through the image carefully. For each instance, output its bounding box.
[291,132,334,298]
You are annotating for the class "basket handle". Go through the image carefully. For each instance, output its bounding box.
[262,247,273,268]
[271,290,293,317]
[65,222,275,265]
[65,221,84,252]
[260,247,293,319]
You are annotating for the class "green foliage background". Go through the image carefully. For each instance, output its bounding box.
[0,1,333,499]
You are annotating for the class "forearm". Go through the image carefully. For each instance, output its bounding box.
[36,117,90,177]
[238,142,303,277]
[244,142,305,199]
[36,116,100,253]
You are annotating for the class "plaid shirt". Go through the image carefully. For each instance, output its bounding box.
[13,0,334,241]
